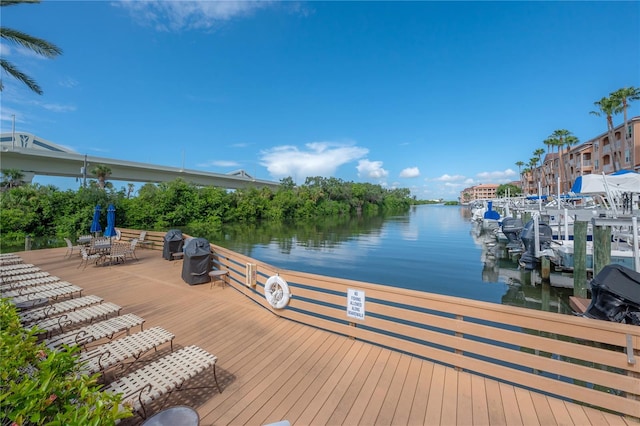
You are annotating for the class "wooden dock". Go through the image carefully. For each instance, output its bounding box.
[12,247,636,426]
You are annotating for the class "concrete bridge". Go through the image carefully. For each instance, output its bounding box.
[0,132,280,190]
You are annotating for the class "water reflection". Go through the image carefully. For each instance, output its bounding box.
[473,222,574,314]
[191,206,576,314]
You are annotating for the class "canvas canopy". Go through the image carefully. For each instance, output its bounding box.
[570,171,640,195]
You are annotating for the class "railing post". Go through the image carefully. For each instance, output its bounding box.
[573,220,588,297]
[592,223,611,276]
[25,235,32,251]
[455,314,464,371]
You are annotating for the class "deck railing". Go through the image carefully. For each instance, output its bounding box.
[118,228,640,419]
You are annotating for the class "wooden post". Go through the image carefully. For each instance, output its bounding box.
[593,224,611,277]
[541,256,550,281]
[541,281,550,312]
[573,220,588,298]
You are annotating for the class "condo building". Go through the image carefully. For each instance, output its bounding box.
[460,116,639,202]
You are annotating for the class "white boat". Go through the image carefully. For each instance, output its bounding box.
[550,239,637,272]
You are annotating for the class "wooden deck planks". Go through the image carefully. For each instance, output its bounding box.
[359,350,403,425]
[12,248,632,426]
[341,348,391,425]
[456,371,474,426]
[247,332,343,425]
[470,374,490,426]
[391,356,423,426]
[408,359,434,425]
[324,344,382,425]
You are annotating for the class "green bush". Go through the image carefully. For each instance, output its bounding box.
[0,299,132,425]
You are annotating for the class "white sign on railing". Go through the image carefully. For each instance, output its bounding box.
[347,288,365,320]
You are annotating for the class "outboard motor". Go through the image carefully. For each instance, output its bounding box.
[501,217,524,250]
[584,264,640,325]
[518,219,553,270]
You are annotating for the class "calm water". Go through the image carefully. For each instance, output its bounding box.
[207,205,575,314]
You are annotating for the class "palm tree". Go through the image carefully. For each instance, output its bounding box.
[546,130,579,194]
[91,165,112,189]
[610,86,640,168]
[590,96,622,172]
[533,148,545,191]
[0,168,24,189]
[0,0,63,95]
[515,161,525,191]
[542,138,558,193]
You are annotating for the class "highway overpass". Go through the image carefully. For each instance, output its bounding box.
[0,132,280,190]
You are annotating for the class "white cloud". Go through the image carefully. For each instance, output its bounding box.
[39,102,76,113]
[261,141,368,182]
[476,169,517,180]
[58,78,79,89]
[399,167,420,178]
[434,174,466,182]
[357,159,388,180]
[114,0,274,31]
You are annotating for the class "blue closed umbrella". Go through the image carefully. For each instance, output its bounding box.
[104,204,117,239]
[90,205,102,235]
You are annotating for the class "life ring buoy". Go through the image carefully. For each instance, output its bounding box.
[264,275,291,309]
[115,229,121,241]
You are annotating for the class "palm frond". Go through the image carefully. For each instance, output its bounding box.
[0,58,43,94]
[1,0,41,7]
[0,27,62,57]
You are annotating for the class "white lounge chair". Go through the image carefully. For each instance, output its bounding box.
[32,302,122,337]
[1,275,61,291]
[19,295,104,324]
[104,345,220,419]
[10,284,83,305]
[45,313,145,350]
[0,268,45,280]
[2,280,72,299]
[0,263,32,272]
[0,253,21,259]
[78,327,175,375]
[0,257,23,266]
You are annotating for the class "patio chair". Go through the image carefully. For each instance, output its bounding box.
[78,327,175,375]
[19,295,104,324]
[44,313,145,350]
[64,237,82,259]
[124,238,138,261]
[78,247,103,270]
[104,242,127,265]
[32,302,122,338]
[137,230,154,249]
[104,345,220,419]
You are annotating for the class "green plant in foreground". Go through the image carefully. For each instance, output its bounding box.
[0,299,132,425]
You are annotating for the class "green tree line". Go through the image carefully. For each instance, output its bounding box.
[0,176,413,247]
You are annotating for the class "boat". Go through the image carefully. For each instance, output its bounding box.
[550,239,637,272]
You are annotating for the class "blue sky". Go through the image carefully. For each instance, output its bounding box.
[1,1,639,200]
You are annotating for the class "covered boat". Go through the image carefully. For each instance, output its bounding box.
[584,264,640,325]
